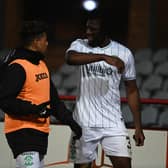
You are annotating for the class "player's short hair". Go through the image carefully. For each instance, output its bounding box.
[87,9,110,36]
[20,20,48,46]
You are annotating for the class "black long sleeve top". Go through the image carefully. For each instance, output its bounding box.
[0,48,73,124]
[2,48,81,159]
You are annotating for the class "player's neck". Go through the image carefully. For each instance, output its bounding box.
[99,37,111,48]
[89,37,111,48]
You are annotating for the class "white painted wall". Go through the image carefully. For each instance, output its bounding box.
[0,123,167,168]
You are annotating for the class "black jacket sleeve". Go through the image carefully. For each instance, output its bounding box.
[50,80,73,124]
[0,98,40,116]
[50,80,82,139]
[0,63,38,115]
[0,63,26,100]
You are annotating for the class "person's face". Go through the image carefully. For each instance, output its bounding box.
[86,18,104,47]
[34,32,48,53]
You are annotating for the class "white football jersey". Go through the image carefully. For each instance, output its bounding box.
[66,39,136,134]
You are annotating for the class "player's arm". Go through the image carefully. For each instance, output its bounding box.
[50,80,82,139]
[124,79,145,146]
[0,63,50,117]
[66,50,125,73]
[66,50,105,65]
[0,97,50,117]
[0,63,25,99]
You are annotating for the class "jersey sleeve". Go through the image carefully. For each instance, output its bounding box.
[122,50,136,81]
[66,39,83,53]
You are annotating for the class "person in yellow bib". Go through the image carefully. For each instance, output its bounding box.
[0,20,82,168]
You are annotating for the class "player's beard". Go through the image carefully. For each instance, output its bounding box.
[88,36,105,47]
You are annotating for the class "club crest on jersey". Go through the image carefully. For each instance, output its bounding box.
[35,72,48,82]
[85,64,115,77]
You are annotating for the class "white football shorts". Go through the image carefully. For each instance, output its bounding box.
[69,127,132,164]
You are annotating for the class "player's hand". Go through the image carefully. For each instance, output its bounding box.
[38,107,53,118]
[104,55,125,73]
[69,120,82,139]
[36,101,52,118]
[133,129,145,146]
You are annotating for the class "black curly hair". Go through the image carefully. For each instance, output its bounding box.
[20,20,48,46]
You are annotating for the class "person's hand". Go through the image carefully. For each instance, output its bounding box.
[69,120,82,139]
[36,101,52,118]
[104,55,125,73]
[38,108,53,118]
[133,129,145,146]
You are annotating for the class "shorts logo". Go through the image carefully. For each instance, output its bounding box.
[24,155,34,166]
